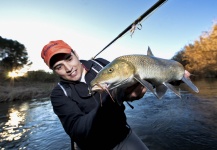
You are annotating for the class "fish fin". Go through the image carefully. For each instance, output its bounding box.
[155,84,168,99]
[164,82,181,98]
[181,76,199,93]
[147,46,154,56]
[134,74,160,99]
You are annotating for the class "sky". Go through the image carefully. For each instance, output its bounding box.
[1,0,217,72]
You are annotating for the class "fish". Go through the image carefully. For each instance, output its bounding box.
[90,47,199,103]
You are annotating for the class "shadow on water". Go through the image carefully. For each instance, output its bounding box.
[0,78,217,150]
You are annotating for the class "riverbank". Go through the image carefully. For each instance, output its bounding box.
[0,81,56,102]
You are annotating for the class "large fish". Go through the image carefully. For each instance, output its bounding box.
[90,47,199,102]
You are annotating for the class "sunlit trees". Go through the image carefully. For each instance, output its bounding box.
[172,50,188,67]
[173,23,217,78]
[0,36,32,72]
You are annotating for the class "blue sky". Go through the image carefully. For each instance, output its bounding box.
[1,0,217,72]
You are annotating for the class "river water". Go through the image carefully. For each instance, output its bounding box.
[0,78,217,150]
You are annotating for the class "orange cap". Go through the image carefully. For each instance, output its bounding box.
[41,40,72,68]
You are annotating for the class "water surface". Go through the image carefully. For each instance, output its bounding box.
[0,78,217,150]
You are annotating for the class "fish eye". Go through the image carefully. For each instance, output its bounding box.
[108,68,114,73]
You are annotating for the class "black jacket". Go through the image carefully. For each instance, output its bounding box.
[50,58,130,150]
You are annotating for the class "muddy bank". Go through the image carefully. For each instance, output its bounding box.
[0,82,56,102]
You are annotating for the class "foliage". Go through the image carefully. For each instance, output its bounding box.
[1,70,58,84]
[171,50,188,66]
[25,70,59,82]
[172,23,217,78]
[0,36,32,72]
[0,70,58,102]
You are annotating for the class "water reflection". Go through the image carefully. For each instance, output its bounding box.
[181,78,217,98]
[0,99,71,150]
[0,102,30,148]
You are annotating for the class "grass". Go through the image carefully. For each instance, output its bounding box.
[0,81,57,102]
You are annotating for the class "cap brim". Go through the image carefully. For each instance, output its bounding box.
[47,48,71,68]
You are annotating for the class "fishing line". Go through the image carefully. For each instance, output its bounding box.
[92,0,168,59]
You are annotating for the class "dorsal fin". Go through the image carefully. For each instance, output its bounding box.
[147,46,154,56]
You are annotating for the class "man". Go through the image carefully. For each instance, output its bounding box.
[41,40,149,150]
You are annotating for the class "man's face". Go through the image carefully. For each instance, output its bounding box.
[52,52,83,81]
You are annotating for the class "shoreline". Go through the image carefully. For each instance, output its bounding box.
[0,82,56,102]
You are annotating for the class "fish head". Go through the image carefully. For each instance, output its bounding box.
[90,58,135,92]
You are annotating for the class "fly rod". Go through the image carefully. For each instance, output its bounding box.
[93,0,168,59]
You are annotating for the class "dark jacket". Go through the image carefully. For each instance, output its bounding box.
[50,58,130,150]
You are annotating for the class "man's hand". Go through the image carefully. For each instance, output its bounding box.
[111,83,147,105]
[124,82,147,101]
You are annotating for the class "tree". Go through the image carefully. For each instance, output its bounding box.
[183,24,217,77]
[172,23,217,77]
[171,49,188,66]
[0,36,32,72]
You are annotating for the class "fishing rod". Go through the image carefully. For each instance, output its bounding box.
[92,0,168,59]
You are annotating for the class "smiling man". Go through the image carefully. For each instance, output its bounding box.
[41,40,148,150]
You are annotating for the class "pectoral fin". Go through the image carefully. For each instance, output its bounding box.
[156,84,168,99]
[134,74,160,99]
[164,82,181,98]
[181,76,199,93]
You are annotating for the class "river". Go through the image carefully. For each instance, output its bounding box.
[0,78,217,150]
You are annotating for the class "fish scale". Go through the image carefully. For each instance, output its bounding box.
[119,55,183,83]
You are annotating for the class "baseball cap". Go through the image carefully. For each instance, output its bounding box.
[41,40,72,68]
